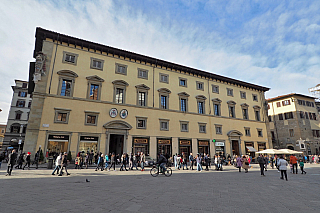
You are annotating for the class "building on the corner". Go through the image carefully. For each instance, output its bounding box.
[24,28,271,161]
[267,93,320,155]
[0,124,6,149]
[2,80,32,151]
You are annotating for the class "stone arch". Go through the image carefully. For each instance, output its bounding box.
[227,130,243,137]
[103,120,132,130]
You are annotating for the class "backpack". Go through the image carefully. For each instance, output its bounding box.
[105,155,109,161]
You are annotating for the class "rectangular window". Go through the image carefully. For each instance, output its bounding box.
[255,110,261,121]
[271,131,275,140]
[212,85,219,93]
[268,116,272,122]
[179,78,187,87]
[282,100,291,106]
[60,79,72,96]
[227,88,233,96]
[284,112,293,120]
[89,84,99,100]
[28,101,32,108]
[137,118,147,129]
[240,91,246,99]
[197,82,204,90]
[198,101,204,114]
[278,114,283,120]
[90,57,104,70]
[311,102,315,107]
[229,106,235,118]
[289,129,294,137]
[181,122,188,132]
[115,64,127,75]
[22,83,27,88]
[309,112,312,120]
[306,101,312,107]
[214,104,220,116]
[268,104,270,109]
[15,113,21,120]
[180,98,187,112]
[253,94,258,101]
[86,115,97,125]
[300,111,305,118]
[215,126,222,134]
[161,95,168,109]
[160,120,169,131]
[57,113,67,122]
[245,128,251,136]
[159,73,169,83]
[138,69,148,79]
[18,91,27,97]
[312,113,317,120]
[276,102,281,107]
[11,125,20,133]
[16,100,25,107]
[115,88,124,103]
[305,112,309,119]
[138,92,146,106]
[65,54,76,63]
[199,124,206,133]
[243,108,248,119]
[257,129,263,137]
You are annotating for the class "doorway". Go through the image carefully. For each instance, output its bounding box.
[109,134,124,155]
[232,140,239,156]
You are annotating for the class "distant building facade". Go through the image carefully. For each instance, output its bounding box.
[267,93,320,155]
[0,124,6,149]
[24,28,272,160]
[2,80,32,151]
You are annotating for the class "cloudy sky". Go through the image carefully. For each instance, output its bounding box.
[0,0,319,124]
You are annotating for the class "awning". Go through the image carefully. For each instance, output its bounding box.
[246,146,257,152]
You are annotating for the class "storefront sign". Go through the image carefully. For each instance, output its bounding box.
[180,140,191,145]
[109,108,118,118]
[134,139,148,144]
[80,136,98,142]
[120,109,128,119]
[158,139,171,145]
[48,135,69,141]
[199,141,209,146]
[215,142,224,146]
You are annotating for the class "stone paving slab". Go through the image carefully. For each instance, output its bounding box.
[0,164,320,213]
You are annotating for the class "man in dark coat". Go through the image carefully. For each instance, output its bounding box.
[6,149,17,176]
[257,154,266,176]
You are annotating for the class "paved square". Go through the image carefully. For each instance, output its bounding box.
[1,163,320,213]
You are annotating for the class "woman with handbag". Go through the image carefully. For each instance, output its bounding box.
[236,155,243,172]
[242,156,249,173]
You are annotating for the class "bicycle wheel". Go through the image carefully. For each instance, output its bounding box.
[150,167,159,177]
[164,167,172,177]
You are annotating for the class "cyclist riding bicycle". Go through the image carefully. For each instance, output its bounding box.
[156,154,167,173]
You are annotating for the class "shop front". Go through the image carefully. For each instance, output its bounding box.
[47,134,70,156]
[198,140,210,155]
[133,138,149,155]
[245,142,257,162]
[215,141,225,155]
[257,142,266,151]
[179,139,192,157]
[157,138,172,158]
[78,136,99,154]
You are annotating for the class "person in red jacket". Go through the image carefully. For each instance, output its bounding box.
[289,154,298,174]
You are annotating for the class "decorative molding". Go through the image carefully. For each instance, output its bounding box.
[57,70,78,78]
[86,75,105,82]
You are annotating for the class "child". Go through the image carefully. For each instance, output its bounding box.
[299,160,307,174]
[289,163,293,173]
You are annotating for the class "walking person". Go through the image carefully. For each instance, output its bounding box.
[85,153,89,169]
[105,153,109,170]
[290,154,298,174]
[15,152,24,169]
[278,155,288,181]
[51,153,62,175]
[270,156,274,169]
[264,155,269,171]
[196,154,202,172]
[236,155,243,172]
[182,153,188,170]
[95,153,104,171]
[189,153,194,170]
[174,154,178,169]
[133,154,138,170]
[176,154,181,170]
[0,152,4,168]
[140,152,145,171]
[108,153,116,171]
[23,152,31,170]
[120,153,128,171]
[204,153,209,171]
[58,152,70,176]
[299,160,307,174]
[129,153,133,170]
[6,149,17,176]
[257,154,266,176]
[33,151,39,169]
[242,156,249,173]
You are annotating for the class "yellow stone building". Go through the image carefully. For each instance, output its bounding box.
[24,28,271,161]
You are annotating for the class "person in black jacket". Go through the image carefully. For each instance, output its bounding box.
[257,154,266,176]
[58,152,70,176]
[6,149,17,176]
[156,154,167,173]
[23,152,31,170]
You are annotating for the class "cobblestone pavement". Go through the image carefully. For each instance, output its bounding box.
[1,163,320,213]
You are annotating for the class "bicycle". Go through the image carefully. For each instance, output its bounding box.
[150,164,172,177]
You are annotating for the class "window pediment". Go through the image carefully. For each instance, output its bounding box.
[195,95,207,100]
[103,120,132,130]
[86,75,105,82]
[135,84,150,90]
[112,80,129,86]
[227,100,236,105]
[178,92,190,97]
[253,105,261,109]
[158,88,171,94]
[227,130,243,137]
[57,70,78,78]
[240,103,249,108]
[212,98,222,103]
